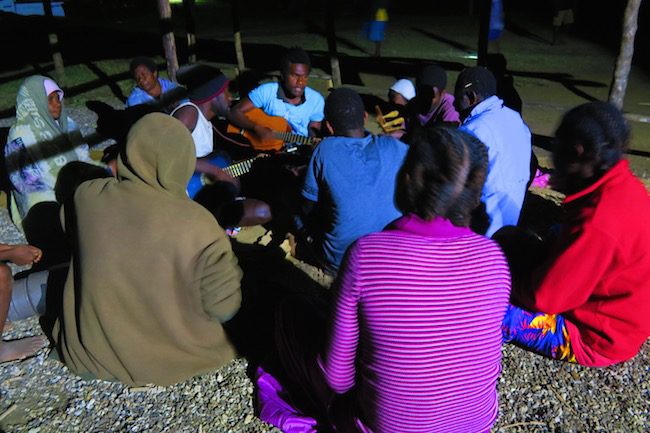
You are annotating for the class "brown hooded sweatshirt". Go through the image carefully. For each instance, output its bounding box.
[53,113,242,386]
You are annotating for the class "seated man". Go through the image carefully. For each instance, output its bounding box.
[297,88,408,274]
[172,66,271,228]
[51,114,242,386]
[502,101,650,367]
[126,56,187,112]
[228,47,324,144]
[454,66,532,236]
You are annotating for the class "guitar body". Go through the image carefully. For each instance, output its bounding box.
[187,154,269,199]
[187,155,230,199]
[226,108,293,151]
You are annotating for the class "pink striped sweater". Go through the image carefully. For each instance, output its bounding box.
[320,214,511,433]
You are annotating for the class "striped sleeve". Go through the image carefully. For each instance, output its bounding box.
[321,242,361,393]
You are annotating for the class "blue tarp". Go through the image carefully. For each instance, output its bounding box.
[0,0,65,16]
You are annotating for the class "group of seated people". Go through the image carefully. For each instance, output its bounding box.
[1,46,649,433]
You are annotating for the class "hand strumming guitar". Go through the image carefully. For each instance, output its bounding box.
[195,159,241,190]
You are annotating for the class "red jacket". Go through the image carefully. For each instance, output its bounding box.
[515,160,650,366]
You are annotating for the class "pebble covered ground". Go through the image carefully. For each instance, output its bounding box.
[1,105,649,433]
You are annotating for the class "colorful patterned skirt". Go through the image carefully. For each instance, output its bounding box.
[502,304,577,363]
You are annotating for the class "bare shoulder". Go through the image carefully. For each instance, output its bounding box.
[173,104,199,131]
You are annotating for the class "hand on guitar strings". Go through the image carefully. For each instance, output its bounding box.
[195,160,241,190]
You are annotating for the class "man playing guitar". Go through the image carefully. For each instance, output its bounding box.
[228,47,324,144]
[173,66,271,228]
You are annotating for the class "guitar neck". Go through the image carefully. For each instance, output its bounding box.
[272,131,318,146]
[223,158,255,178]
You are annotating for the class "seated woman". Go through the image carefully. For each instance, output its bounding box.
[502,101,650,367]
[258,127,511,433]
[5,76,95,266]
[51,113,242,386]
[126,56,187,112]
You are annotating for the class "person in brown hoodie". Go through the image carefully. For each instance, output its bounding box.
[52,113,242,386]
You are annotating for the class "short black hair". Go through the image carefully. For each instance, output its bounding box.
[455,66,497,99]
[416,65,447,90]
[129,57,157,77]
[396,126,488,226]
[281,47,311,74]
[554,101,629,173]
[324,88,365,134]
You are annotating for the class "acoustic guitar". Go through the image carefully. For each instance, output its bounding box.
[226,108,320,152]
[187,154,268,199]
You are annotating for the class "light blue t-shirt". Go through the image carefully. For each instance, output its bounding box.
[126,78,187,109]
[460,95,532,237]
[302,133,408,272]
[248,82,324,137]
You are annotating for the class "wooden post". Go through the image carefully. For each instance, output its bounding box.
[477,0,491,66]
[157,0,179,82]
[230,0,245,73]
[43,0,65,77]
[326,2,342,87]
[609,0,643,109]
[183,0,197,63]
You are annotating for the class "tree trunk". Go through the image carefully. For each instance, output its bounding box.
[326,2,342,87]
[157,0,179,82]
[43,0,65,77]
[183,0,197,63]
[230,0,246,73]
[609,0,643,109]
[477,0,491,66]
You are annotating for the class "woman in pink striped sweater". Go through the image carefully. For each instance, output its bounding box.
[257,127,511,433]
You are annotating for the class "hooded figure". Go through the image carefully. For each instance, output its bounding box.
[5,75,93,224]
[52,113,242,386]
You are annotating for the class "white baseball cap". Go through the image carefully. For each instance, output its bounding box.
[389,79,416,101]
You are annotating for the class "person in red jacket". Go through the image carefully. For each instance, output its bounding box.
[502,101,650,367]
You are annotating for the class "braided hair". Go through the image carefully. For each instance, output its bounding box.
[554,101,629,176]
[397,126,488,227]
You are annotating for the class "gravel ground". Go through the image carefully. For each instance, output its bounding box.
[1,105,649,433]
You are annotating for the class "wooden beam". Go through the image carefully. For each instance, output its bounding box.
[183,0,197,63]
[230,0,245,73]
[157,0,179,82]
[326,2,342,87]
[43,0,65,77]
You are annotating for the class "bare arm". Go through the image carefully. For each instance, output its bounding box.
[227,98,274,140]
[172,104,199,132]
[308,121,322,138]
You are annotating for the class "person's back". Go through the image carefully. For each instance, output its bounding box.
[301,88,407,272]
[335,227,508,432]
[53,114,242,386]
[454,67,531,236]
[322,128,511,432]
[305,133,406,268]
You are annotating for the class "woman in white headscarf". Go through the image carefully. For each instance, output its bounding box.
[5,75,93,226]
